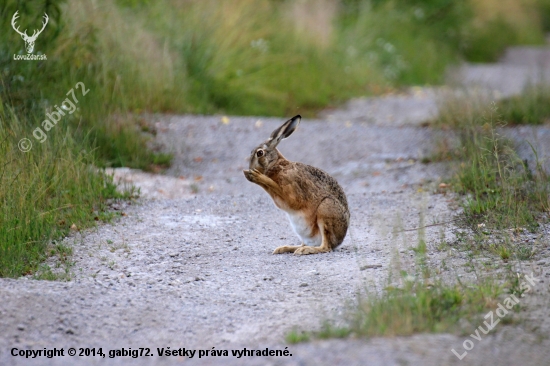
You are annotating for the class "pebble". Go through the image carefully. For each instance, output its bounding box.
[360,264,383,270]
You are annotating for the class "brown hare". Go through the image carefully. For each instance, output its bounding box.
[243,115,350,255]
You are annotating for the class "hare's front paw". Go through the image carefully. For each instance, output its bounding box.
[243,169,253,182]
[243,169,262,183]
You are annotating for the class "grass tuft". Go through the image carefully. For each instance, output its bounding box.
[344,278,500,337]
[496,86,550,126]
[433,92,550,232]
[286,271,505,341]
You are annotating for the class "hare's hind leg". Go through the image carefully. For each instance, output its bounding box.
[294,197,345,255]
[273,243,304,254]
[293,220,331,255]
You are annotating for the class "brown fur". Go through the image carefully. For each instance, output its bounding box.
[243,115,350,255]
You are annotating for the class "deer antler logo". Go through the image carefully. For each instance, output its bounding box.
[11,11,49,54]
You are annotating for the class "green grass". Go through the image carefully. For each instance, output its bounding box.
[433,95,550,232]
[496,86,550,125]
[286,228,506,342]
[463,17,544,62]
[284,222,534,343]
[341,277,502,337]
[29,0,547,118]
[0,103,134,278]
[287,259,506,342]
[428,89,549,261]
[0,0,165,277]
[285,329,311,344]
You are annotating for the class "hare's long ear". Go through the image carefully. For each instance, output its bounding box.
[267,115,301,148]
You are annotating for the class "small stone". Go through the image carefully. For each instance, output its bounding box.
[537,260,546,265]
[169,253,179,257]
[17,324,25,331]
[360,264,383,270]
[299,283,308,287]
[65,329,75,335]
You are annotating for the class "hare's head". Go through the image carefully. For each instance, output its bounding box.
[248,115,301,173]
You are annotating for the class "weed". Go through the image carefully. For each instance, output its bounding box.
[492,244,511,261]
[316,322,351,340]
[285,329,310,344]
[107,260,116,270]
[435,100,549,231]
[292,273,503,340]
[413,239,427,255]
[33,265,58,281]
[493,86,550,126]
[291,229,504,342]
[515,244,535,260]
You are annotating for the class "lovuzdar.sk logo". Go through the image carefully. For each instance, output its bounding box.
[11,11,48,60]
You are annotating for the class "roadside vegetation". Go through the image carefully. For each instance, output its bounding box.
[495,86,550,125]
[287,276,503,341]
[1,0,549,278]
[435,90,550,227]
[435,96,549,230]
[287,233,517,342]
[431,87,549,263]
[0,103,136,277]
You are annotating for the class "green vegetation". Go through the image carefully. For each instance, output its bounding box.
[1,0,172,170]
[287,236,507,342]
[496,86,550,125]
[4,0,544,118]
[285,329,311,344]
[331,277,501,337]
[465,0,548,62]
[0,103,136,278]
[429,86,549,261]
[0,0,146,278]
[434,94,549,233]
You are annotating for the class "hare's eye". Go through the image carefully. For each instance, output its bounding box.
[256,150,264,158]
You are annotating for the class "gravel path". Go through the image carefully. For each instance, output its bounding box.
[1,47,550,366]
